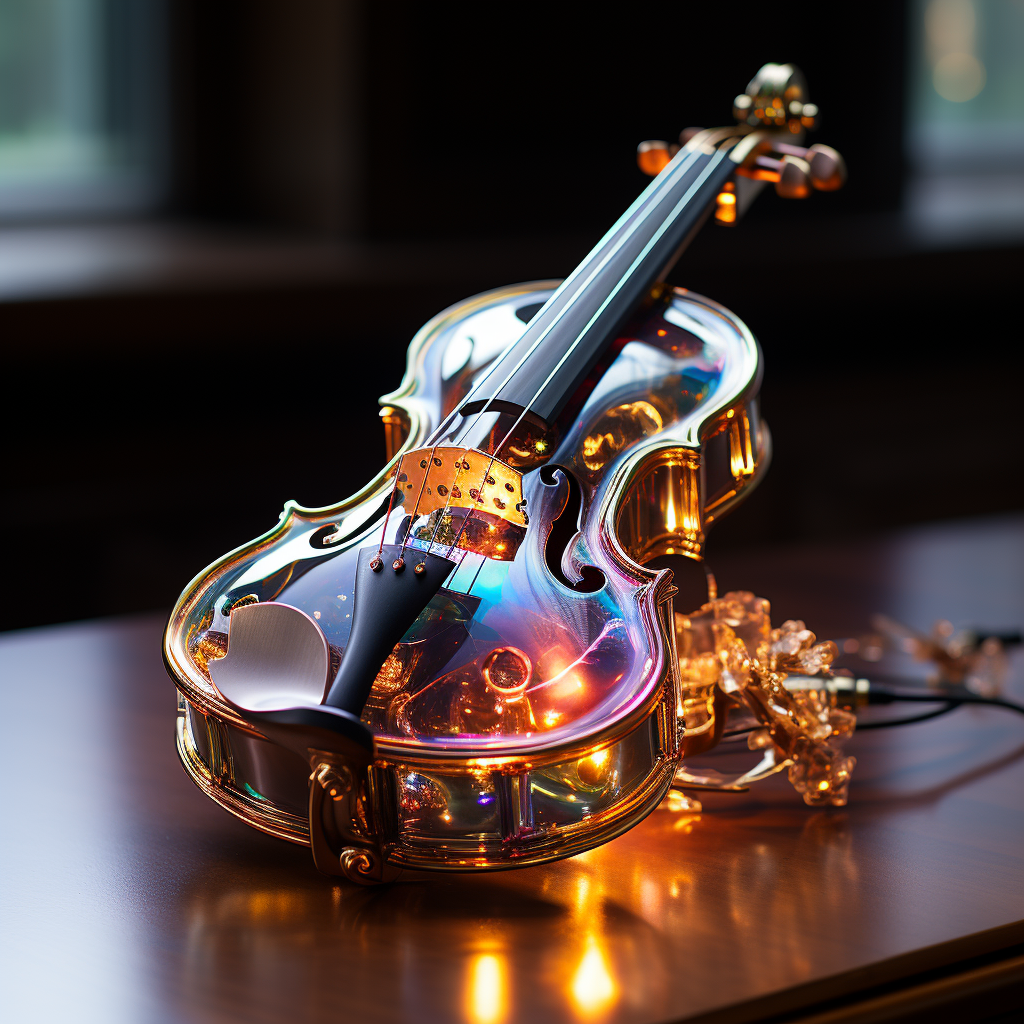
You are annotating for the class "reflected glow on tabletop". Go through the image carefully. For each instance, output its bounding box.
[467,952,507,1024]
[570,934,618,1019]
[4,518,1023,1024]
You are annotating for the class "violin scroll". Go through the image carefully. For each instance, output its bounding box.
[637,62,845,218]
[733,62,816,133]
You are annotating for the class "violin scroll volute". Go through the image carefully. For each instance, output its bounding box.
[733,62,816,133]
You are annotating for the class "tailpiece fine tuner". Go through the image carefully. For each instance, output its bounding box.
[165,64,850,883]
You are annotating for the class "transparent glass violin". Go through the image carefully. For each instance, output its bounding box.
[165,64,846,882]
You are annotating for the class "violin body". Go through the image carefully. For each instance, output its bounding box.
[165,63,842,881]
[166,280,767,874]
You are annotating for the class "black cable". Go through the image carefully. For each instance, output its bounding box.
[866,685,1024,717]
[854,700,962,730]
[708,679,1024,751]
[721,725,756,739]
[715,683,1024,741]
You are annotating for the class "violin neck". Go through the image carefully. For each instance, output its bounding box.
[458,141,737,432]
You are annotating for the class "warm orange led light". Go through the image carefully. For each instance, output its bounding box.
[715,189,737,225]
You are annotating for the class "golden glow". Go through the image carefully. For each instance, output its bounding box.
[664,472,678,533]
[581,401,663,473]
[728,413,756,478]
[570,934,618,1017]
[467,953,507,1024]
[716,179,737,225]
[576,747,611,787]
[662,789,702,814]
[373,650,407,693]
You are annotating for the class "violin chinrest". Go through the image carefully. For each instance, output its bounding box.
[209,601,375,760]
[209,601,331,710]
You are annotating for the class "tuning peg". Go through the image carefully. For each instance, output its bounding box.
[805,144,845,191]
[636,140,678,176]
[775,156,812,198]
[736,153,812,198]
[738,141,846,196]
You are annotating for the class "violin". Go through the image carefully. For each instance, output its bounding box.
[165,64,846,883]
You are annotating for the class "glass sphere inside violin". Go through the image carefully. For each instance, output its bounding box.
[184,285,764,754]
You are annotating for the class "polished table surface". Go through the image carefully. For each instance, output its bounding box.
[2,516,1023,1024]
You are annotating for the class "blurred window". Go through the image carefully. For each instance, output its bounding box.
[908,0,1024,239]
[0,0,164,219]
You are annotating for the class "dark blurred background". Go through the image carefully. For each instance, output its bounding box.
[1,0,1021,631]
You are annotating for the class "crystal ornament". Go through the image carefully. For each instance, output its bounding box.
[677,593,856,807]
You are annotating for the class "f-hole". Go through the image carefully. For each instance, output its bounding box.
[540,465,606,593]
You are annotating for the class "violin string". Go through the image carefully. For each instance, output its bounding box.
[389,138,730,581]
[417,143,708,560]
[396,142,697,506]
[450,145,733,588]
[416,143,714,565]
[393,441,445,561]
[430,140,708,447]
[386,130,736,567]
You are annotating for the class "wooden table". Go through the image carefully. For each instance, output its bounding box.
[3,517,1023,1024]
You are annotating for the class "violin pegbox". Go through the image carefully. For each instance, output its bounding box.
[636,62,845,226]
[728,62,846,211]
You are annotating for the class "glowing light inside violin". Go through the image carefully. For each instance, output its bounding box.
[164,63,847,882]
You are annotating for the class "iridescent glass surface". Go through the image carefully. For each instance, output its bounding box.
[166,282,766,861]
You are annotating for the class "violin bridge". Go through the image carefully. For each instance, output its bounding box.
[391,446,528,528]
